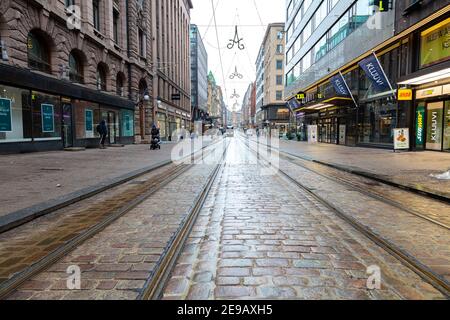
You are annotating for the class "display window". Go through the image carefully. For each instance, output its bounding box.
[73,100,100,139]
[0,85,32,143]
[31,91,61,140]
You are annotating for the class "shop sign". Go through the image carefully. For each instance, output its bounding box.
[41,104,54,133]
[416,86,443,99]
[0,98,12,132]
[393,128,410,150]
[398,88,413,101]
[308,125,318,144]
[443,84,450,95]
[416,105,425,147]
[359,53,392,92]
[85,109,93,133]
[420,17,450,68]
[296,92,305,100]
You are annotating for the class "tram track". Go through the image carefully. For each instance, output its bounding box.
[241,136,450,298]
[0,139,228,300]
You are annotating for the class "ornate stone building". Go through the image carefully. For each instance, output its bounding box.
[0,0,192,152]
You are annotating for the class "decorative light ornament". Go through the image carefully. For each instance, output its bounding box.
[230,89,240,99]
[229,66,243,80]
[227,25,245,50]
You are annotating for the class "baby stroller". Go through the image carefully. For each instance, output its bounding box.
[150,125,161,150]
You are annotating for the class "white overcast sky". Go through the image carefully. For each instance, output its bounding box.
[191,0,285,111]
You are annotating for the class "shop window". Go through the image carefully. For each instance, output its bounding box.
[420,17,450,69]
[31,91,61,140]
[69,50,84,83]
[121,109,134,137]
[96,63,108,91]
[0,85,32,143]
[27,31,51,73]
[74,100,100,139]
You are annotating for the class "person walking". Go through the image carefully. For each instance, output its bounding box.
[97,119,108,149]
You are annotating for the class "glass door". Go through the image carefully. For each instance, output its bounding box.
[62,103,73,148]
[444,101,450,152]
[426,101,443,151]
[107,111,117,144]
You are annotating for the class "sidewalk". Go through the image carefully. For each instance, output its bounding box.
[279,140,450,200]
[0,144,177,218]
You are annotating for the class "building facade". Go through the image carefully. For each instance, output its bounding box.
[206,71,224,128]
[190,24,208,127]
[241,82,256,129]
[153,0,193,141]
[284,0,450,152]
[0,0,156,153]
[255,22,289,134]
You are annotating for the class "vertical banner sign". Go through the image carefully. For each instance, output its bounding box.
[426,103,443,150]
[394,128,410,150]
[358,53,393,93]
[41,104,55,133]
[416,105,425,148]
[0,98,12,132]
[330,74,352,97]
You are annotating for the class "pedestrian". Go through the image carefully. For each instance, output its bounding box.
[96,119,108,149]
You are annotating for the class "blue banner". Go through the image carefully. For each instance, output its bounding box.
[288,98,301,110]
[358,53,392,92]
[41,104,54,133]
[330,73,351,97]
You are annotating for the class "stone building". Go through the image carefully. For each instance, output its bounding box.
[0,0,193,152]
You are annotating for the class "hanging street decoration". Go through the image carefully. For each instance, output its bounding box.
[230,89,240,99]
[229,66,243,80]
[227,25,245,50]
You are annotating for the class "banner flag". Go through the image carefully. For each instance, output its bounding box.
[358,52,393,93]
[330,73,352,97]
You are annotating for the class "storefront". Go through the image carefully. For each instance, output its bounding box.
[412,85,450,152]
[398,16,450,152]
[0,64,135,153]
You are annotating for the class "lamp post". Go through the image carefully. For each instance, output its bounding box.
[137,90,150,141]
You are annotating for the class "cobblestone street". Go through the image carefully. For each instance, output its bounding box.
[162,138,446,300]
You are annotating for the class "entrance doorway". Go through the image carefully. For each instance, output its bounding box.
[62,103,73,148]
[319,118,338,144]
[101,111,118,145]
[425,101,450,152]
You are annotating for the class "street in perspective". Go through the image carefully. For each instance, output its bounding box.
[0,0,449,306]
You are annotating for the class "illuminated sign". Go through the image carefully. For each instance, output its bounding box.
[398,89,413,101]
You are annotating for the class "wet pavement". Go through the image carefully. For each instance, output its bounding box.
[0,144,177,217]
[162,138,445,300]
[278,140,450,199]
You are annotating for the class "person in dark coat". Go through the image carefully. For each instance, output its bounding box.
[97,120,108,149]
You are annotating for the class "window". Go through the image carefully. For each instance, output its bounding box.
[97,64,107,91]
[116,73,125,96]
[65,0,75,7]
[276,91,283,101]
[276,75,283,85]
[27,31,51,73]
[330,0,340,10]
[277,31,284,40]
[138,28,146,56]
[276,60,283,70]
[113,8,119,43]
[69,51,83,83]
[276,45,284,54]
[93,0,100,31]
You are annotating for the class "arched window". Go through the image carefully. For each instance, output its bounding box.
[27,31,51,73]
[69,51,84,83]
[97,63,107,91]
[116,72,125,96]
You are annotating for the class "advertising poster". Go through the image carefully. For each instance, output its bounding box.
[0,98,12,132]
[393,128,410,150]
[420,17,450,68]
[426,103,443,150]
[339,125,346,145]
[41,104,54,133]
[308,125,318,144]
